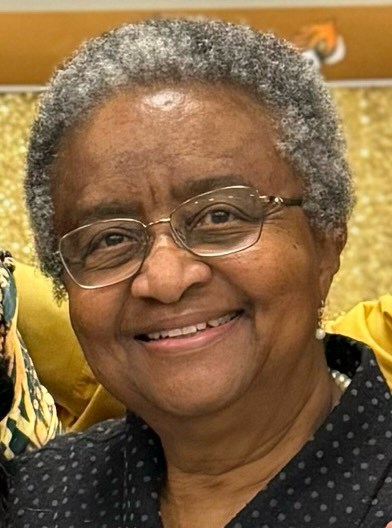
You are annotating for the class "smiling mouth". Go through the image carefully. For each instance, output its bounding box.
[136,311,241,342]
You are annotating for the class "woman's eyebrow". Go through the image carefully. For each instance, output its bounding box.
[78,201,142,223]
[175,174,247,198]
[75,175,247,224]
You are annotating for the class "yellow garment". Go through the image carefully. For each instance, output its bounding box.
[14,261,392,432]
[327,295,392,388]
[14,262,124,431]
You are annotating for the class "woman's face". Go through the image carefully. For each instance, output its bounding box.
[52,84,341,419]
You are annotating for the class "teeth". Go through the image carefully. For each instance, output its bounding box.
[146,312,237,340]
[208,314,232,327]
[183,325,198,334]
[165,328,183,338]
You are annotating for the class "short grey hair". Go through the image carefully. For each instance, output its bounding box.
[25,18,353,296]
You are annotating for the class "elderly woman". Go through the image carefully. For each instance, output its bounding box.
[3,18,391,528]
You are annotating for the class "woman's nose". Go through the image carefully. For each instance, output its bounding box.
[130,233,212,304]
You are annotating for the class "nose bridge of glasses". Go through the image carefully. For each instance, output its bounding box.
[146,217,172,229]
[144,216,184,251]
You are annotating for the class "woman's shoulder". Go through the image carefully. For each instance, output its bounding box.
[2,419,127,526]
[3,415,159,527]
[3,418,128,524]
[7,417,128,472]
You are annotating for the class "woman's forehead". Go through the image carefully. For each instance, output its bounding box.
[52,84,300,230]
[57,84,287,177]
[71,82,273,141]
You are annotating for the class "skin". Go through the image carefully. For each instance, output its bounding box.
[52,83,344,527]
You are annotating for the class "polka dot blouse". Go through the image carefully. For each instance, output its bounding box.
[2,334,392,527]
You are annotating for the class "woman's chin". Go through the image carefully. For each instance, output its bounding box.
[132,362,256,422]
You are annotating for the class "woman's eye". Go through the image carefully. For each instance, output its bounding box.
[100,233,125,248]
[196,209,237,227]
[87,230,139,254]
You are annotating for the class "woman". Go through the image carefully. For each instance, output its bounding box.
[3,19,391,527]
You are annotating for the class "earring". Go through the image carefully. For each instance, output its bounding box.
[315,300,326,340]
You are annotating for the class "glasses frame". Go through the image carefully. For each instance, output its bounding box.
[58,185,303,289]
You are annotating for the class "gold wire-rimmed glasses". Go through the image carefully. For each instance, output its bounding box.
[58,185,303,289]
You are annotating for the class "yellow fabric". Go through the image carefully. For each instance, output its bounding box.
[327,295,392,388]
[14,262,125,431]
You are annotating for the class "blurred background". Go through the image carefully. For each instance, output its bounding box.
[0,0,391,317]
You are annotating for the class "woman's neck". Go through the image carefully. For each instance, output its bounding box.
[155,353,342,528]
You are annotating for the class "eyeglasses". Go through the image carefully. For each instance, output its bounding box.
[58,185,302,289]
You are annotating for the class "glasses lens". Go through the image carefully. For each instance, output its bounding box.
[172,187,263,256]
[59,219,147,287]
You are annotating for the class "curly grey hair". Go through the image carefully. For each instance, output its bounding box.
[25,18,353,295]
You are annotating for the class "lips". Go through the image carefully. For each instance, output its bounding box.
[136,311,240,342]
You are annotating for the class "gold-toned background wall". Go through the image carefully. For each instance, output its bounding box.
[0,88,391,316]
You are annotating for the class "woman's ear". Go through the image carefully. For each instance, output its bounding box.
[317,227,347,301]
